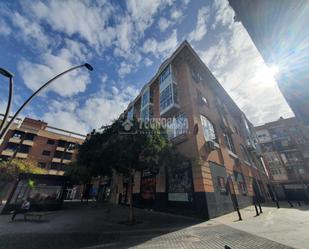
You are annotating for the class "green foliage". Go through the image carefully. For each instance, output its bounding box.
[64,162,92,185]
[77,117,185,177]
[0,159,47,182]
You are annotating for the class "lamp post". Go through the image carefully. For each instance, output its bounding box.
[0,68,14,135]
[0,63,93,141]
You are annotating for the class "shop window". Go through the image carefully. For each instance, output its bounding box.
[217,176,227,194]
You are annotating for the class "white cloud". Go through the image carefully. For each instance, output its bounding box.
[143,29,178,58]
[171,9,183,20]
[11,12,50,49]
[212,0,235,29]
[144,58,154,67]
[200,11,293,125]
[0,19,11,36]
[158,17,171,31]
[101,74,108,83]
[188,7,210,42]
[29,0,115,52]
[127,0,174,33]
[18,48,91,97]
[118,62,133,78]
[42,85,139,133]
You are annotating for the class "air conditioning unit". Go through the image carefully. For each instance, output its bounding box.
[206,141,216,152]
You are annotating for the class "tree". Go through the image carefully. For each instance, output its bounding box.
[76,117,178,223]
[0,159,47,182]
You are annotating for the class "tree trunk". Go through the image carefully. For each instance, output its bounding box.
[128,171,135,224]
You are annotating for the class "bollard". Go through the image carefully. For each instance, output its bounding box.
[258,202,263,213]
[254,203,259,216]
[236,206,242,221]
[288,200,293,207]
[225,246,232,249]
[275,199,280,208]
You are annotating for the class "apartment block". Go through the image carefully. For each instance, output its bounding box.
[0,116,85,175]
[256,117,309,201]
[115,41,271,219]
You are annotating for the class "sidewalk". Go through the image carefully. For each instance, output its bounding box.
[208,202,309,249]
[0,202,307,249]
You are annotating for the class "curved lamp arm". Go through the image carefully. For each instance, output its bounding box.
[0,68,14,134]
[0,63,93,140]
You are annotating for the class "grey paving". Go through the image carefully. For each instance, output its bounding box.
[0,203,302,249]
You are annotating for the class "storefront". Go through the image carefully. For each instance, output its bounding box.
[1,173,68,214]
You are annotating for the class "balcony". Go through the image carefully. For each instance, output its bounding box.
[56,146,65,152]
[9,137,21,144]
[22,140,34,146]
[63,159,71,164]
[16,152,28,159]
[1,150,14,157]
[52,158,61,163]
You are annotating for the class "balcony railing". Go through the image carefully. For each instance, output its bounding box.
[9,137,21,144]
[22,140,34,146]
[1,150,14,156]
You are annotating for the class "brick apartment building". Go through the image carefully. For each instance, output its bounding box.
[114,41,271,219]
[0,116,85,175]
[256,117,309,201]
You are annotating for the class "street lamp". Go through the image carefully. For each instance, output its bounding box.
[0,68,14,135]
[0,63,93,141]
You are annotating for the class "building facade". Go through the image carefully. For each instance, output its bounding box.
[0,117,85,175]
[114,41,271,219]
[228,0,309,125]
[256,117,309,201]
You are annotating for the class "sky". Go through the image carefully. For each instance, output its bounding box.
[0,0,293,134]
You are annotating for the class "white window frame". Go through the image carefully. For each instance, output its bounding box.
[200,115,216,142]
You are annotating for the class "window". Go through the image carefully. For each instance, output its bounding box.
[303,151,309,158]
[242,115,251,134]
[197,90,208,105]
[38,162,46,168]
[6,143,18,151]
[217,176,227,193]
[191,68,203,82]
[240,144,251,163]
[127,107,134,120]
[42,150,51,156]
[64,153,72,160]
[25,133,35,141]
[141,89,150,108]
[47,139,55,145]
[19,145,30,153]
[160,84,173,111]
[160,65,171,85]
[233,126,239,135]
[58,140,66,147]
[200,115,216,142]
[223,132,235,153]
[167,113,188,139]
[141,107,150,120]
[54,151,63,158]
[12,131,24,139]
